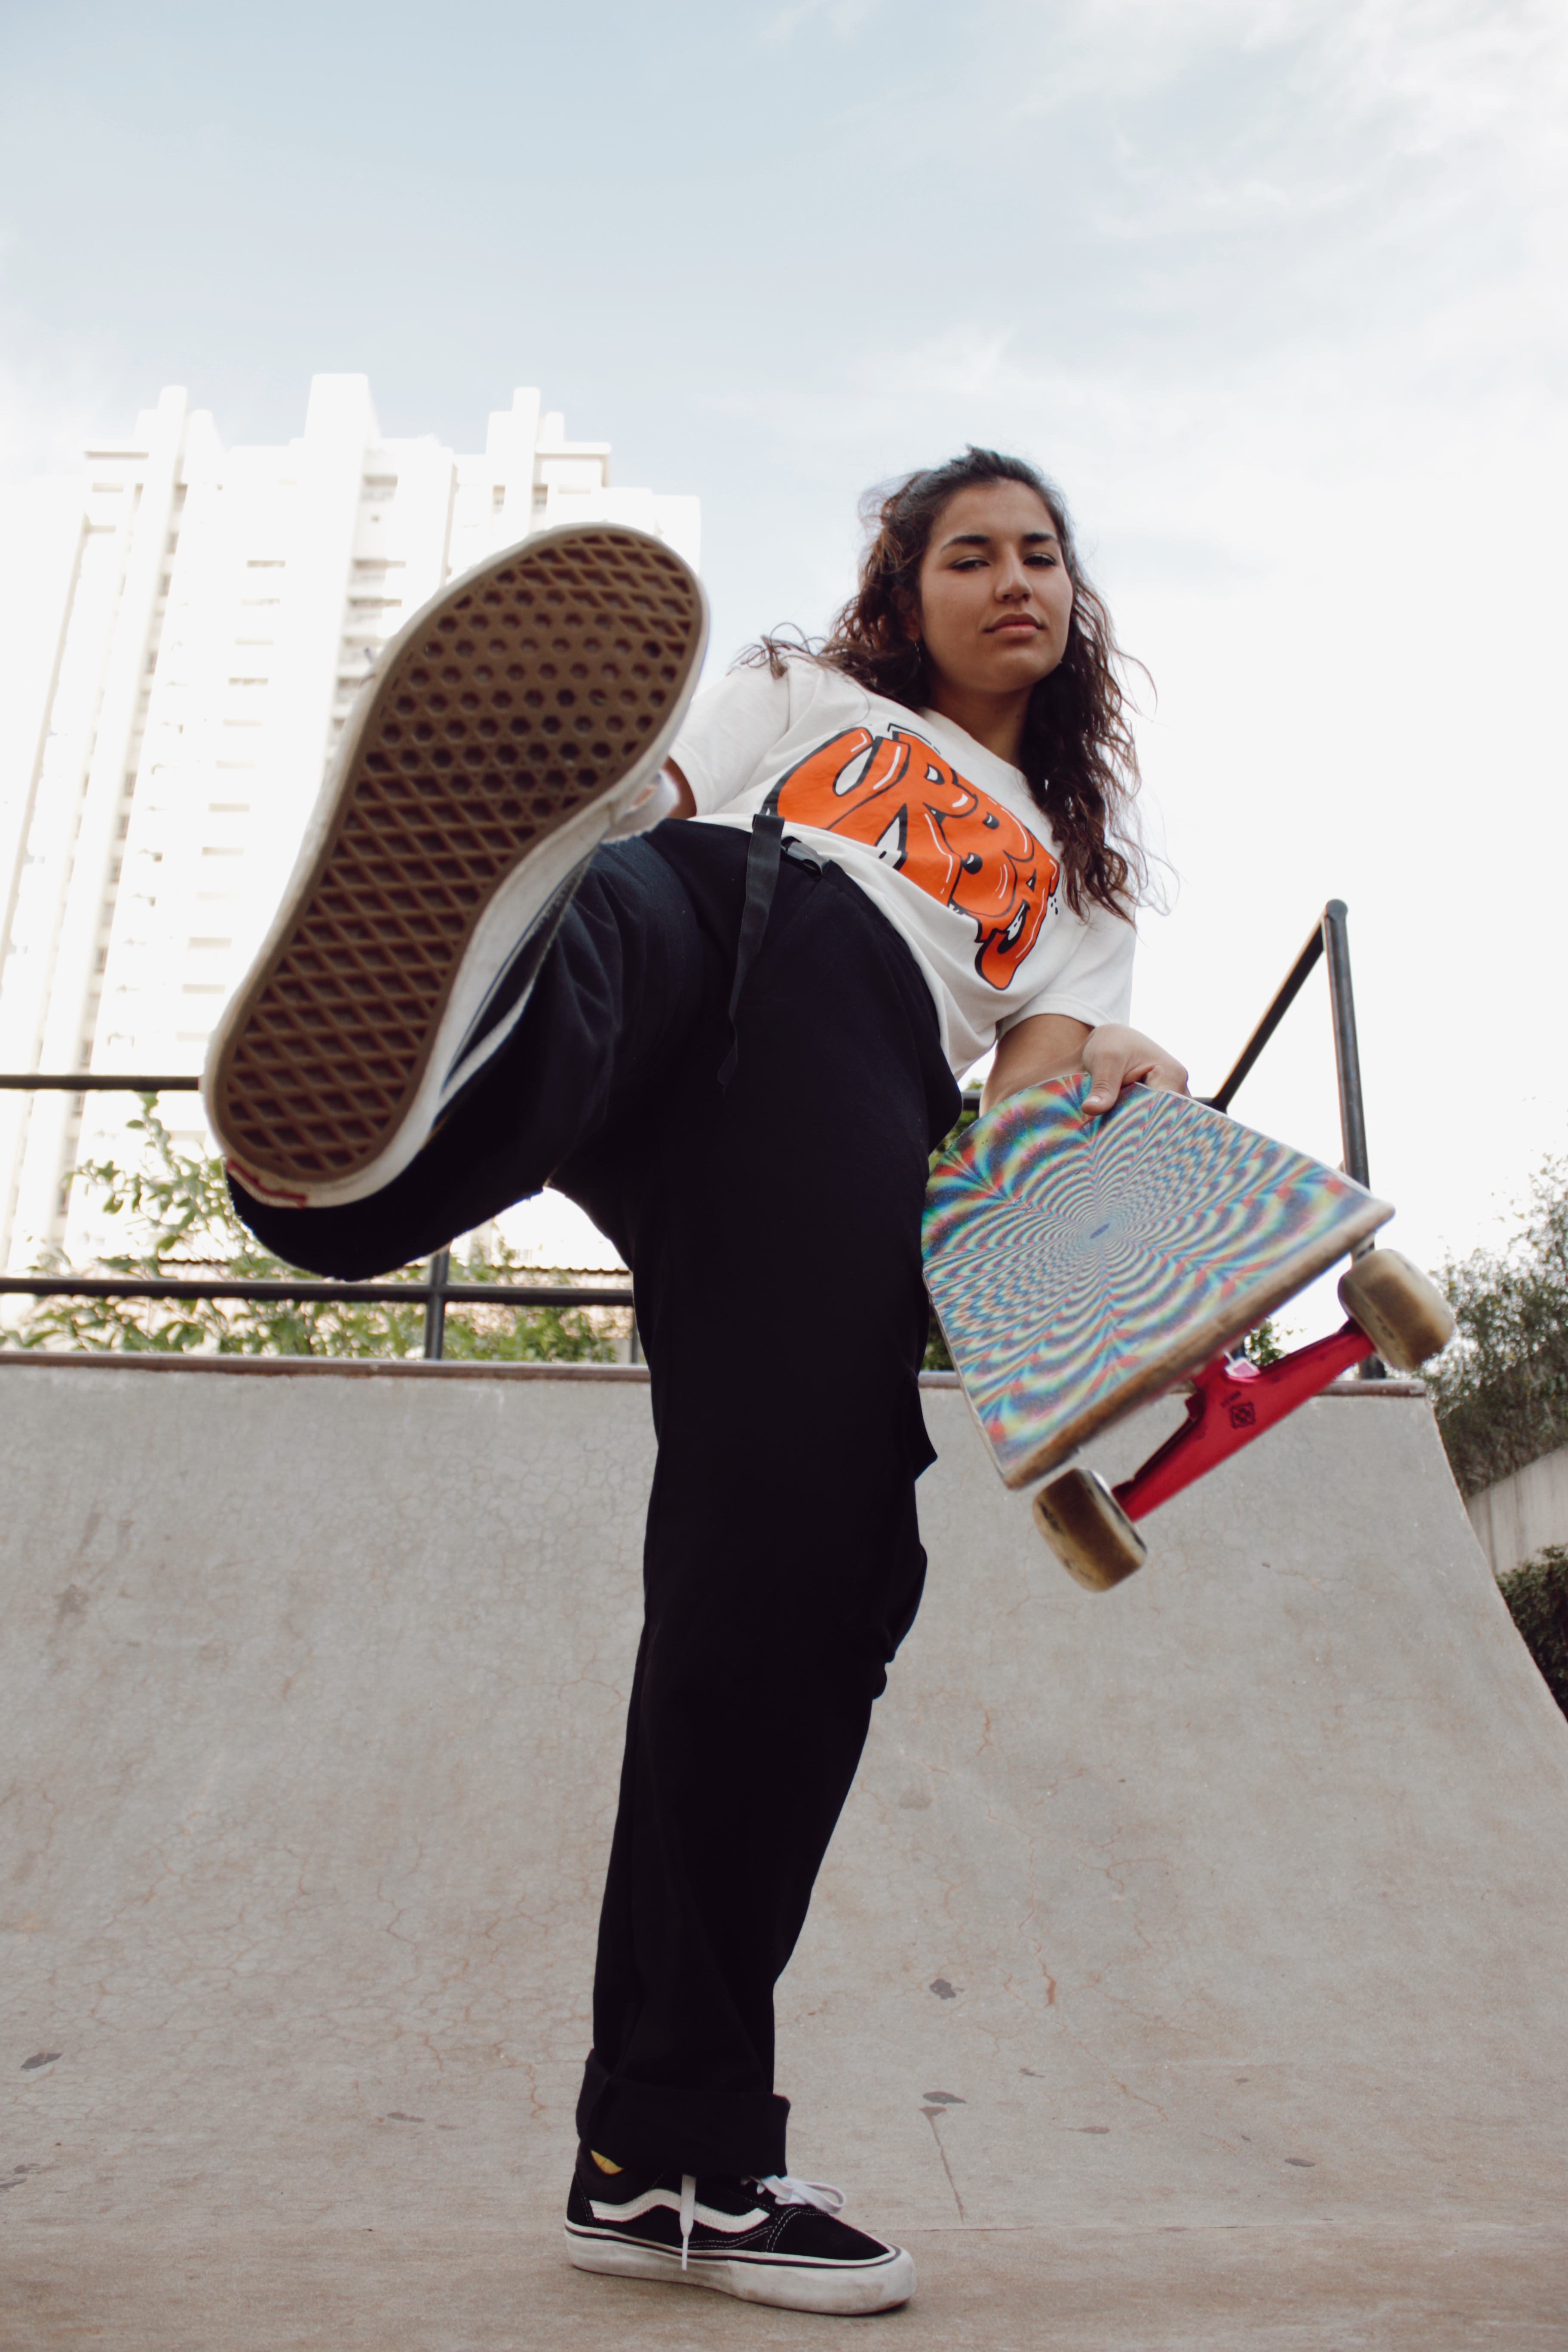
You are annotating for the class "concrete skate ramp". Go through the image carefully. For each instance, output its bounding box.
[3,1354,1567,2350]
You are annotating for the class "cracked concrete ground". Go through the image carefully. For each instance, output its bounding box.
[3,1356,1566,2349]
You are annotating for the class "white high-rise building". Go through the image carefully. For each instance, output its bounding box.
[0,376,699,1272]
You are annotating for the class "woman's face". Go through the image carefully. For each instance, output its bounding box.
[912,480,1075,702]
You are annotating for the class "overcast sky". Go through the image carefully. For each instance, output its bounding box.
[2,0,1564,1306]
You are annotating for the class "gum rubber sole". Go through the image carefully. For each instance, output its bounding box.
[205,526,705,1203]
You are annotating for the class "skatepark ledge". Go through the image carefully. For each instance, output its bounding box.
[3,1355,1566,2349]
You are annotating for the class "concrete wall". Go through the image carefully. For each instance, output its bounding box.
[3,1355,1567,2347]
[1467,1438,1568,1575]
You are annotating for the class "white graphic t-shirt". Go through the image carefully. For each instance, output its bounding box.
[670,656,1136,1076]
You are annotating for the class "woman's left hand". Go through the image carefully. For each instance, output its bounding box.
[1081,1024,1189,1115]
[982,1013,1190,1115]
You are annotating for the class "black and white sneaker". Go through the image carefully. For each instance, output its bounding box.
[203,524,707,1210]
[564,2144,915,2315]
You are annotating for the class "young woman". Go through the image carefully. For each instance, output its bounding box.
[207,447,1186,2316]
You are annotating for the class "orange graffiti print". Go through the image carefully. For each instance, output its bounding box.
[763,726,1056,989]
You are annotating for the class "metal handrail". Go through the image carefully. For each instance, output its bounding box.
[0,902,1371,1366]
[0,1273,635,1308]
[0,1072,202,1091]
[1202,897,1380,1377]
[1204,899,1369,1189]
[0,1073,631,1359]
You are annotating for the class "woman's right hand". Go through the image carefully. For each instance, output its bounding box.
[1080,1024,1189,1115]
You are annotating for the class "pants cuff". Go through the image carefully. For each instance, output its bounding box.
[576,2049,790,2177]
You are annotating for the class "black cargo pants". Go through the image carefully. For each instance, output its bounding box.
[233,820,960,2178]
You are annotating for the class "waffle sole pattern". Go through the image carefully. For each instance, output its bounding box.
[205,525,705,1200]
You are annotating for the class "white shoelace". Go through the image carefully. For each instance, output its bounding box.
[754,2173,847,2215]
[675,2171,846,2270]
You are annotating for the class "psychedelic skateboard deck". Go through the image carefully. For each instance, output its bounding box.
[923,1073,1393,1494]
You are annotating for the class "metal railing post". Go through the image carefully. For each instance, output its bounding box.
[422,1249,450,1361]
[1320,900,1370,1190]
[1319,901,1382,1378]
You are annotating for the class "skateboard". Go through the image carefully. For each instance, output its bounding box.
[922,1074,1455,1590]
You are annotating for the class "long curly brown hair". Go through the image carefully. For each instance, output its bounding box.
[740,448,1148,919]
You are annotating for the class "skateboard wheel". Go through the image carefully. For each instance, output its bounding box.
[1032,1469,1148,1591]
[1337,1249,1455,1373]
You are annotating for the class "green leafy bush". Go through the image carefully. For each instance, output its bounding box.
[18,1097,621,1363]
[1239,1317,1283,1368]
[1424,1158,1568,1499]
[1497,1545,1568,1721]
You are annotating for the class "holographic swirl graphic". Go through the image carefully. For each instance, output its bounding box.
[923,1074,1392,1488]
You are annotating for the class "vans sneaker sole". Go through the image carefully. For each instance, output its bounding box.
[203,524,707,1208]
[565,2227,915,2315]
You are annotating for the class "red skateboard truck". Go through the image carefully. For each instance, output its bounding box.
[1032,1250,1455,1591]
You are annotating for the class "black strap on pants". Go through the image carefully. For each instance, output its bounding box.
[716,812,787,1092]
